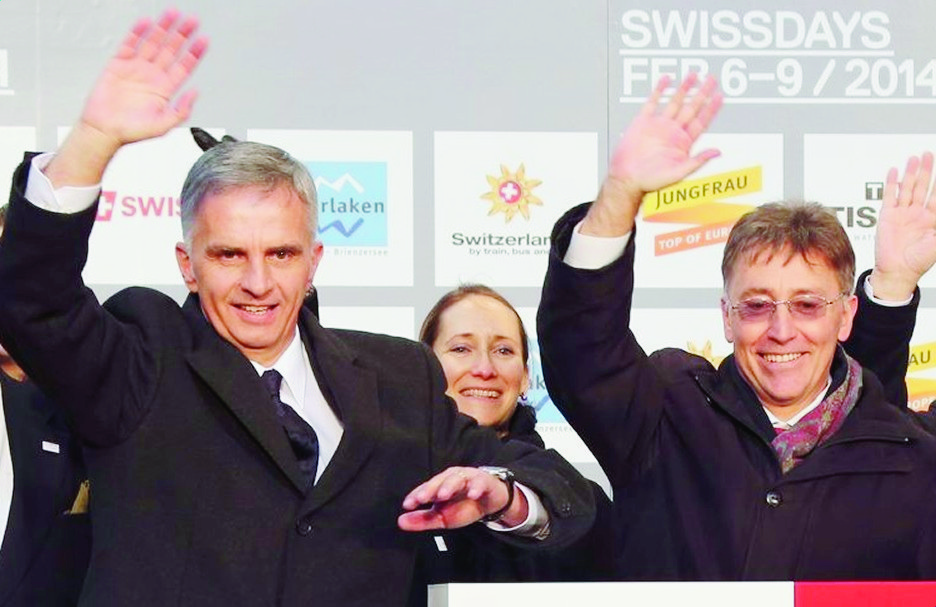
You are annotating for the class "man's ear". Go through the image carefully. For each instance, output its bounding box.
[307,240,324,289]
[175,242,198,293]
[721,297,735,343]
[837,293,859,342]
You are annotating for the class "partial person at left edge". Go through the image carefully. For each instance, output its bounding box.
[0,10,594,606]
[0,205,91,606]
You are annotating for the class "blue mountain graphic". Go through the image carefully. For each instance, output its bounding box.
[318,218,365,238]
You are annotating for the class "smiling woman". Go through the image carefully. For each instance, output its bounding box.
[414,285,615,587]
[420,285,530,437]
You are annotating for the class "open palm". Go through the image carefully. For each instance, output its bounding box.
[608,73,723,194]
[80,10,207,147]
[874,152,936,294]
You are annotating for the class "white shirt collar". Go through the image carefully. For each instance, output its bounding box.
[764,376,832,430]
[249,328,307,408]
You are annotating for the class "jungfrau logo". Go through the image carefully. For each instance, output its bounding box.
[905,341,936,412]
[642,166,761,256]
[480,164,543,222]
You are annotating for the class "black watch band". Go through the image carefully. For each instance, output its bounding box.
[479,467,516,523]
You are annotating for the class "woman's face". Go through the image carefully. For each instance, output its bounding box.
[432,295,529,432]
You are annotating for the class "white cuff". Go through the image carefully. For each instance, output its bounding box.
[483,481,549,540]
[863,275,913,307]
[25,153,101,213]
[563,220,631,270]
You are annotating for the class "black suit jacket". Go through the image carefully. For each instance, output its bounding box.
[0,158,594,607]
[0,373,90,606]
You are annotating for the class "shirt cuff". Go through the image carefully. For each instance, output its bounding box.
[25,152,101,213]
[863,275,914,307]
[563,220,631,270]
[483,481,549,540]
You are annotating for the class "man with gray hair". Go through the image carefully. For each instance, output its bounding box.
[0,10,593,606]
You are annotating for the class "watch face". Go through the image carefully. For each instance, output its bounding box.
[480,466,514,481]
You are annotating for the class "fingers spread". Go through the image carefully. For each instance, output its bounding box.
[663,72,698,119]
[897,155,921,207]
[641,75,671,116]
[913,152,935,206]
[116,17,154,59]
[883,167,900,208]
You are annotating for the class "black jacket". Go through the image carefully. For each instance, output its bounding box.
[0,373,89,606]
[0,158,595,606]
[537,202,936,580]
[413,404,616,590]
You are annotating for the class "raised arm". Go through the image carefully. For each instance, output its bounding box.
[538,74,723,490]
[45,9,207,188]
[845,152,936,405]
[580,73,722,237]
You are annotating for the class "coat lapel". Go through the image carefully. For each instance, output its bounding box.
[298,307,381,511]
[181,296,308,493]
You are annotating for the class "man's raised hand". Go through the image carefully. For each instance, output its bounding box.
[582,73,723,237]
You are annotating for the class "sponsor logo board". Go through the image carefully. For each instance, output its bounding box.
[434,132,598,287]
[804,134,936,287]
[0,126,34,186]
[319,306,415,340]
[58,127,221,285]
[248,130,413,286]
[634,134,784,287]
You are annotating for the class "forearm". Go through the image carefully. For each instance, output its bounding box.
[844,269,917,406]
[579,176,644,237]
[43,121,120,189]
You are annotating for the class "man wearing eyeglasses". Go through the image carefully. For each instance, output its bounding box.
[537,72,936,580]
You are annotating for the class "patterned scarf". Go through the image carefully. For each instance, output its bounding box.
[771,354,863,474]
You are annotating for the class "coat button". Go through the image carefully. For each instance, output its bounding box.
[296,519,313,536]
[765,491,782,508]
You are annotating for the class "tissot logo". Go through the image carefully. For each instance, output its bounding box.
[308,161,388,246]
[95,190,181,222]
[865,181,884,201]
[0,49,13,96]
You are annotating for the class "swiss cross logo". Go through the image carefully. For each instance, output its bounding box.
[97,191,117,222]
[94,190,180,221]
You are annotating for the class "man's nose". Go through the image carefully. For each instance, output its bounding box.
[240,258,274,296]
[766,303,797,342]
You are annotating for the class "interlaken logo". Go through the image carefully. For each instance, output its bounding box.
[308,161,388,247]
[480,164,543,222]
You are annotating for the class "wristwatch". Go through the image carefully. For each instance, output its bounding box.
[478,466,516,523]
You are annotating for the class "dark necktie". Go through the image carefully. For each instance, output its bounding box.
[261,369,319,491]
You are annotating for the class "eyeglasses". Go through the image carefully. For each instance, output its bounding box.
[727,293,848,322]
